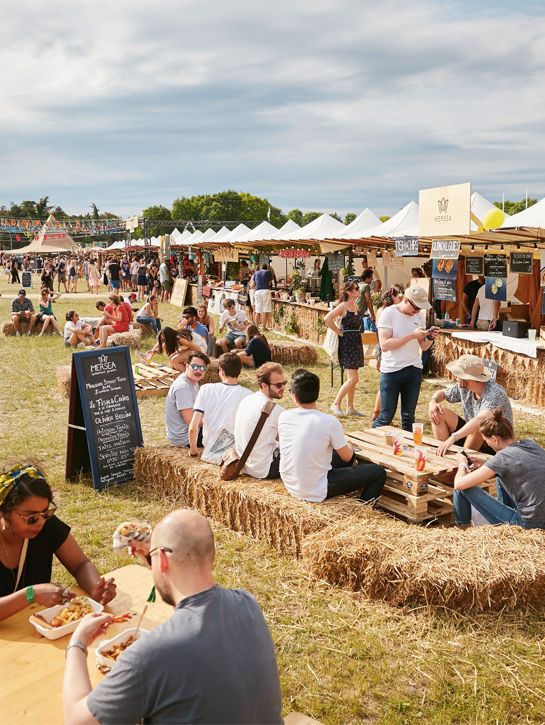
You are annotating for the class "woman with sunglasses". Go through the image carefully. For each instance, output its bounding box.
[0,464,116,621]
[324,281,365,417]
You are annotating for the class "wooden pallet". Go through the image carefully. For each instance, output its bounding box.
[132,362,180,398]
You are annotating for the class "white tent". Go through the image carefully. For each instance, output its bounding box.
[205,226,231,243]
[471,192,511,230]
[365,201,419,237]
[500,197,545,228]
[279,214,345,241]
[338,208,381,239]
[237,221,278,242]
[170,228,193,244]
[270,220,301,239]
[212,224,251,244]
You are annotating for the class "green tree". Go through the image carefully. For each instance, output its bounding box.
[35,196,53,217]
[494,198,537,216]
[141,205,173,237]
[344,212,356,225]
[286,209,303,225]
[300,211,321,226]
[330,212,342,223]
[379,215,390,222]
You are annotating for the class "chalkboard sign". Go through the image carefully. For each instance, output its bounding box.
[65,346,143,491]
[465,257,483,275]
[326,253,345,273]
[509,252,533,274]
[432,278,457,301]
[22,271,32,288]
[394,237,419,256]
[484,254,507,278]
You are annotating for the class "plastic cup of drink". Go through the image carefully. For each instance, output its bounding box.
[414,447,426,472]
[392,433,404,456]
[528,329,536,342]
[412,422,424,446]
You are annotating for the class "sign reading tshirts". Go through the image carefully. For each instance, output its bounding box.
[484,254,508,278]
[432,278,456,302]
[65,347,143,491]
[430,239,461,260]
[509,252,533,274]
[394,237,419,256]
[465,256,484,275]
[21,271,32,288]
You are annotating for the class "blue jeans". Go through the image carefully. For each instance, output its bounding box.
[372,365,422,432]
[362,316,377,332]
[453,482,525,526]
[327,451,386,502]
[137,316,161,335]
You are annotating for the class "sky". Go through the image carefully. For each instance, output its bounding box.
[1,0,544,220]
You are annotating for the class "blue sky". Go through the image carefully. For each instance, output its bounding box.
[1,0,544,219]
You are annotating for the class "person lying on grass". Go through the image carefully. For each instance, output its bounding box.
[0,463,116,621]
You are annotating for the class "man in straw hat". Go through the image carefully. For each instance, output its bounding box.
[431,354,512,456]
[372,285,439,431]
[63,509,283,724]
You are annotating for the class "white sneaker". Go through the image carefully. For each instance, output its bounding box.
[330,404,345,417]
[347,408,365,417]
[26,331,32,336]
[15,331,21,337]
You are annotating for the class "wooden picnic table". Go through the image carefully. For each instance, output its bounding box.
[1,564,171,725]
[346,427,494,523]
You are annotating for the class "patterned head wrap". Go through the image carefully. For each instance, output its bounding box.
[0,465,46,505]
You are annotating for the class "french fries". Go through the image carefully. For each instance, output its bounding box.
[50,597,93,627]
[103,634,137,661]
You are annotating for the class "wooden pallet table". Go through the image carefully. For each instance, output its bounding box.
[347,427,494,524]
[132,362,180,399]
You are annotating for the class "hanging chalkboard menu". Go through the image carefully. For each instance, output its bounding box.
[484,254,507,278]
[65,346,143,491]
[394,237,419,256]
[509,252,533,274]
[432,278,457,302]
[465,257,483,275]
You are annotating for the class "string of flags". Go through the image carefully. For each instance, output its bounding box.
[0,218,125,235]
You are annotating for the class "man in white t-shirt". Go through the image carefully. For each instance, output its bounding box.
[165,351,210,447]
[278,369,386,503]
[218,299,248,353]
[470,285,500,331]
[372,285,439,431]
[234,363,285,479]
[188,352,251,463]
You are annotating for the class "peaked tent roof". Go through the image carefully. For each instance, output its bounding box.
[280,214,346,241]
[338,208,382,239]
[363,201,419,238]
[500,197,545,228]
[205,226,231,243]
[270,219,301,239]
[206,224,251,245]
[9,213,82,254]
[237,221,278,242]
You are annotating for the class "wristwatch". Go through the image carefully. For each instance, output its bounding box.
[25,585,35,605]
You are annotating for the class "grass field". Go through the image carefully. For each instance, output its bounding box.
[1,276,545,724]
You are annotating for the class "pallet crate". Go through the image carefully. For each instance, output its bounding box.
[132,362,180,399]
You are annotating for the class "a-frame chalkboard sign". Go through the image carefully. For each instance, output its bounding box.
[65,346,144,491]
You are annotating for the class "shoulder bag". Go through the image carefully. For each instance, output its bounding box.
[220,399,276,481]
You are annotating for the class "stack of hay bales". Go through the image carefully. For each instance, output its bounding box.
[132,321,155,339]
[107,329,142,350]
[269,341,318,366]
[1,320,55,336]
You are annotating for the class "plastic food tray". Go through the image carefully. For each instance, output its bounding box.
[29,597,103,640]
[95,627,149,668]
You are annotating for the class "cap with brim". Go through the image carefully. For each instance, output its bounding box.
[404,285,431,310]
[18,289,26,295]
[446,354,492,382]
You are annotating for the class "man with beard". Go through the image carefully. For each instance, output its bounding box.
[63,509,283,725]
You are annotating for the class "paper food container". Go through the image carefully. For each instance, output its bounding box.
[95,627,149,668]
[29,597,104,640]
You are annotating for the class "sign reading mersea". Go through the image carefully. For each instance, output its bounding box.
[65,346,143,491]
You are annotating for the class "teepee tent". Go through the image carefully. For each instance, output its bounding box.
[7,214,82,254]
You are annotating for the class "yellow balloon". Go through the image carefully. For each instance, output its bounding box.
[483,207,506,230]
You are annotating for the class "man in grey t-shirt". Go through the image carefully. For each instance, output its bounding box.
[63,510,283,724]
[165,351,210,446]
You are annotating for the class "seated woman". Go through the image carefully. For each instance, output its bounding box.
[98,294,130,348]
[0,463,116,621]
[37,287,62,336]
[237,324,272,368]
[197,303,216,357]
[453,408,545,528]
[64,311,95,348]
[136,294,161,336]
[142,327,203,373]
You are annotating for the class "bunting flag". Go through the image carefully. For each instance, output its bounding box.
[0,217,125,235]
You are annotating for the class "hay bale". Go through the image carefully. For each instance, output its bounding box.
[107,329,142,350]
[1,320,16,336]
[302,520,545,612]
[56,365,71,399]
[134,445,364,557]
[132,321,155,339]
[200,359,221,385]
[1,319,53,336]
[269,341,318,366]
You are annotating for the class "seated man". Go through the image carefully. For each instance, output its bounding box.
[188,352,251,463]
[11,289,36,336]
[278,368,386,502]
[234,362,285,479]
[63,509,283,725]
[431,355,513,456]
[179,306,210,344]
[165,351,210,448]
[218,299,248,353]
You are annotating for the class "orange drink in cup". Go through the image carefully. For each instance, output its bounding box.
[414,447,426,472]
[412,422,423,446]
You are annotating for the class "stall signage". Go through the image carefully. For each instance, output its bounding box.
[484,254,507,278]
[431,239,461,260]
[509,252,533,275]
[432,278,457,302]
[325,253,344,272]
[465,257,484,275]
[394,237,419,256]
[419,182,471,236]
[483,359,499,381]
[214,247,239,263]
[432,259,457,279]
[279,248,311,258]
[65,347,143,491]
[22,271,32,288]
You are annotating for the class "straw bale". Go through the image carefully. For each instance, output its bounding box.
[56,365,71,398]
[107,329,142,350]
[302,520,545,612]
[269,341,318,366]
[1,319,54,336]
[134,445,364,557]
[132,321,155,338]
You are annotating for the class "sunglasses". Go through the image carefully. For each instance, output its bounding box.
[269,380,288,388]
[14,506,57,526]
[145,545,173,566]
[190,363,207,372]
[406,298,420,312]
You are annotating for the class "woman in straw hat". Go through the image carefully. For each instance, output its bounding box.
[453,409,545,529]
[431,354,512,456]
